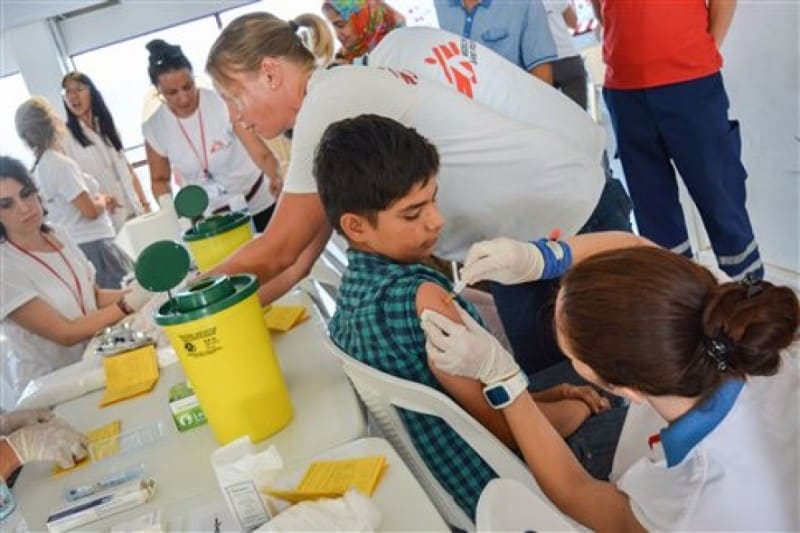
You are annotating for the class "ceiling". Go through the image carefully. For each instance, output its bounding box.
[0,0,109,31]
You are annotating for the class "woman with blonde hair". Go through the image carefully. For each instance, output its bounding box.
[203,12,610,309]
[15,97,131,289]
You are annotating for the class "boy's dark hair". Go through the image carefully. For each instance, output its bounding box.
[313,114,439,233]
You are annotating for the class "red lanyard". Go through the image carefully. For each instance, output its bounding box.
[175,101,211,179]
[8,234,87,315]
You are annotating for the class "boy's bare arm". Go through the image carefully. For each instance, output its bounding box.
[416,281,517,447]
[416,282,596,440]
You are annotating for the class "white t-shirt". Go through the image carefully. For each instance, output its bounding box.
[35,149,116,244]
[285,70,604,261]
[63,121,143,230]
[542,0,579,60]
[0,228,98,409]
[610,348,799,530]
[368,27,602,159]
[142,87,273,215]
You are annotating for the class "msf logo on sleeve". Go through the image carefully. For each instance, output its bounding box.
[424,39,479,99]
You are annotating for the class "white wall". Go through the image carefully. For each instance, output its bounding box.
[722,2,799,282]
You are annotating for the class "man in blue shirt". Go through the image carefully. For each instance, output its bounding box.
[435,0,557,83]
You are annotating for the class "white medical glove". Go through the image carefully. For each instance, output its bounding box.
[460,237,572,285]
[0,408,54,435]
[6,418,89,469]
[460,238,544,285]
[421,303,520,385]
[122,279,153,313]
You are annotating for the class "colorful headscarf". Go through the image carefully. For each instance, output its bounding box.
[324,0,405,62]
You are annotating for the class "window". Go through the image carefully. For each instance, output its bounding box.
[71,16,221,153]
[0,73,33,168]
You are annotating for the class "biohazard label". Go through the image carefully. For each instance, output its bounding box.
[178,326,222,357]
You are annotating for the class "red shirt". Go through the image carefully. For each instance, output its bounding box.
[600,0,722,89]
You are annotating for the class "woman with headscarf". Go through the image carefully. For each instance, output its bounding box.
[322,0,405,64]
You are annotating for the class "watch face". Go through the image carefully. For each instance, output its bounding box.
[485,385,511,406]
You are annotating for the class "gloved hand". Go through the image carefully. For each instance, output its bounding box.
[122,279,153,313]
[421,303,520,385]
[6,418,89,469]
[460,237,572,285]
[0,408,54,435]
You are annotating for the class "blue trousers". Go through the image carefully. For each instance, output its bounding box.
[490,177,633,375]
[530,361,627,480]
[604,72,762,280]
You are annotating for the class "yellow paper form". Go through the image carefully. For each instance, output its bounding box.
[264,305,309,332]
[100,344,159,407]
[53,420,121,476]
[266,456,387,503]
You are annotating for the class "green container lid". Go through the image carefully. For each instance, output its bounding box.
[135,240,191,292]
[183,211,251,241]
[154,274,258,326]
[174,185,209,220]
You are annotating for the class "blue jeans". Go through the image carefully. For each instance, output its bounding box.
[530,361,628,480]
[491,177,633,375]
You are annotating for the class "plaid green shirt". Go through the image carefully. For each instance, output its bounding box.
[329,249,497,518]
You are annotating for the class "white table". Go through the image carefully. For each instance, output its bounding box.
[9,289,367,531]
[269,437,449,532]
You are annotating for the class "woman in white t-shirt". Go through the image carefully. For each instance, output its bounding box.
[142,39,282,232]
[422,240,799,531]
[62,71,151,230]
[202,14,609,304]
[0,157,147,409]
[15,97,132,289]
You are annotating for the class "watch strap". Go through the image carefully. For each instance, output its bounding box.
[483,372,529,409]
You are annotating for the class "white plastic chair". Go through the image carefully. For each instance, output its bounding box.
[580,43,605,124]
[476,478,575,532]
[325,340,576,532]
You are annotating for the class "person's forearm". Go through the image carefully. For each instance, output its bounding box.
[591,0,602,25]
[566,231,656,265]
[708,0,737,47]
[0,438,21,479]
[530,63,554,85]
[151,178,171,200]
[562,4,578,30]
[503,394,600,524]
[95,288,126,308]
[535,399,591,438]
[128,164,150,211]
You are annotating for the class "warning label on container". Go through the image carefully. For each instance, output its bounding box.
[178,326,222,357]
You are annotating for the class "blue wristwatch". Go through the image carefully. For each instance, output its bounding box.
[482,372,529,409]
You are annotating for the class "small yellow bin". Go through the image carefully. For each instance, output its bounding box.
[183,212,253,272]
[155,275,293,444]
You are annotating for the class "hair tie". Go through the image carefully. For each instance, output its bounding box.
[706,335,732,372]
[739,274,764,299]
[289,20,299,33]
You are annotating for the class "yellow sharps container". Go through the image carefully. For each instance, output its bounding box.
[173,184,254,272]
[183,213,253,272]
[153,274,293,444]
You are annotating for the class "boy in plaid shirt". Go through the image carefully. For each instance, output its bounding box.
[315,114,613,517]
